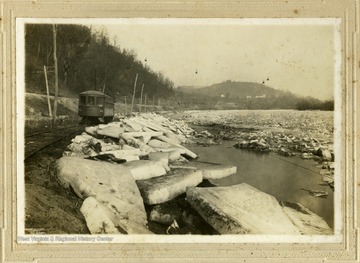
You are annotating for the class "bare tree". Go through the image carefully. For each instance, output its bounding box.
[52,24,59,126]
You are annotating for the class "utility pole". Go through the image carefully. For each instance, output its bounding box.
[124,96,127,115]
[130,73,138,115]
[102,74,107,94]
[144,93,147,113]
[52,24,59,126]
[140,84,144,113]
[43,65,52,118]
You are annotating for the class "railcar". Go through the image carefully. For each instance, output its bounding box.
[78,90,114,124]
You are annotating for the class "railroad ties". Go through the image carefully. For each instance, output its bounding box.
[25,125,83,160]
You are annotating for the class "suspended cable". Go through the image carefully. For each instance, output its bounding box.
[268,153,322,175]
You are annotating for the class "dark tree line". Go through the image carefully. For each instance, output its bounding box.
[171,87,334,111]
[25,24,174,101]
[296,98,334,111]
[175,81,334,111]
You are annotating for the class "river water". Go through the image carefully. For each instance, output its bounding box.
[187,140,334,229]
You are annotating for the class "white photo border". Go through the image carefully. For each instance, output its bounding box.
[1,1,359,262]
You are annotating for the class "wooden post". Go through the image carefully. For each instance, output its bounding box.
[102,74,107,93]
[52,24,59,126]
[139,84,144,113]
[130,73,138,115]
[102,69,108,93]
[124,96,127,115]
[43,66,52,117]
[144,93,147,113]
[94,68,97,90]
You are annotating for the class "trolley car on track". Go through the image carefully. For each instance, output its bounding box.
[78,90,114,124]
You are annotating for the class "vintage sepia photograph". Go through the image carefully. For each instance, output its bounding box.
[17,18,342,243]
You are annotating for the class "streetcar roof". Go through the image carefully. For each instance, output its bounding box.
[80,90,106,96]
[79,90,113,101]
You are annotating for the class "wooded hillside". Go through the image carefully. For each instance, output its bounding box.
[25,24,174,101]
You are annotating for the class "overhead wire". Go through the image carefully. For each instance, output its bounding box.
[268,152,323,175]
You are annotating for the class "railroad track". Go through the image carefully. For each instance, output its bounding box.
[25,125,84,160]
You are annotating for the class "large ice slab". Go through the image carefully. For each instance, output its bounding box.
[97,125,125,138]
[123,160,167,180]
[137,169,203,205]
[171,162,237,179]
[280,201,333,235]
[201,164,237,179]
[56,157,150,234]
[100,149,145,160]
[186,183,301,234]
[80,196,122,234]
[148,139,197,159]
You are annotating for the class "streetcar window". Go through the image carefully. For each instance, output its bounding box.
[80,96,86,105]
[96,97,104,106]
[88,96,95,105]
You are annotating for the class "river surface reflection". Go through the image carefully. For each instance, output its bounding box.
[187,140,334,229]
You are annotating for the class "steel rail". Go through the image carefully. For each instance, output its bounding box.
[25,125,82,138]
[25,127,83,160]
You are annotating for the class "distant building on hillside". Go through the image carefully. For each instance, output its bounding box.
[220,94,225,98]
[255,94,266,99]
[246,96,252,99]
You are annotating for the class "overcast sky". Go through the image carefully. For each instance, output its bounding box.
[94,19,339,100]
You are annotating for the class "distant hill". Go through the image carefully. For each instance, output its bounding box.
[178,80,284,99]
[175,80,333,110]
